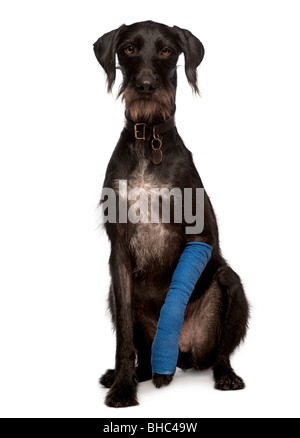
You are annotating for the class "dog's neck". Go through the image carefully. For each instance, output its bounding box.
[123,94,176,125]
[124,102,176,125]
[124,114,176,139]
[124,113,176,164]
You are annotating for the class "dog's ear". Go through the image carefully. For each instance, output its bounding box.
[93,25,125,92]
[173,26,205,94]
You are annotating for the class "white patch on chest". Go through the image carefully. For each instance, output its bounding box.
[112,159,182,272]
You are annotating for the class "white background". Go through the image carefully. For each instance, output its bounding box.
[0,0,300,418]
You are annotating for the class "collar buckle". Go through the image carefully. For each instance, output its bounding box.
[134,123,147,140]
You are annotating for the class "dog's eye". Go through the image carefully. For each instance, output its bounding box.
[161,47,171,56]
[125,45,135,55]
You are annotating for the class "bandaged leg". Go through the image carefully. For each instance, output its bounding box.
[151,241,213,375]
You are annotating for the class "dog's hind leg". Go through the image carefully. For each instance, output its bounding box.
[179,265,249,390]
[99,369,115,388]
[134,331,153,383]
[213,356,245,390]
[211,265,249,390]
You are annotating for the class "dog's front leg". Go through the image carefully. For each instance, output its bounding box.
[105,242,138,408]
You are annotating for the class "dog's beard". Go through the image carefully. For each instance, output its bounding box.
[122,87,175,123]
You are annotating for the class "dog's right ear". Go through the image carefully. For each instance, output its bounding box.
[93,25,126,92]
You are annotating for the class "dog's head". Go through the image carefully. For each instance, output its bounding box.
[94,21,204,123]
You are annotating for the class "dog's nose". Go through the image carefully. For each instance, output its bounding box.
[136,75,156,94]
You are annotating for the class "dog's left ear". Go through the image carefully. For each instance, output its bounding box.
[173,26,205,94]
[93,25,126,92]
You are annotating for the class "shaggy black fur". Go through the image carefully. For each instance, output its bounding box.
[94,20,249,408]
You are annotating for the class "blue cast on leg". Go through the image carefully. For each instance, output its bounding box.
[151,241,213,375]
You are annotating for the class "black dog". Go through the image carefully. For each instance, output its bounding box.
[94,21,249,408]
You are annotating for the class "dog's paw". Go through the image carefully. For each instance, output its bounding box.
[100,367,151,388]
[99,369,115,388]
[214,371,245,391]
[105,382,139,408]
[152,373,174,388]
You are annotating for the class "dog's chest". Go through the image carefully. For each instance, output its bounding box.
[114,158,183,272]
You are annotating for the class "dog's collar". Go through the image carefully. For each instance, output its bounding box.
[124,116,176,141]
[124,116,176,165]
